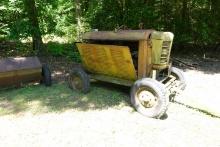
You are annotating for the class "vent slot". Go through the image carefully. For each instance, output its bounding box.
[160,41,171,64]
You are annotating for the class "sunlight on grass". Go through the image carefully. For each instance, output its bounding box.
[0,83,130,116]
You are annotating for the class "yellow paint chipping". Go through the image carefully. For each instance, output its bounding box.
[76,43,137,80]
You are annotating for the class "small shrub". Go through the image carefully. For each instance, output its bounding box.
[46,42,81,62]
[47,42,64,56]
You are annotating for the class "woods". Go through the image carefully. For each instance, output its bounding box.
[0,0,220,55]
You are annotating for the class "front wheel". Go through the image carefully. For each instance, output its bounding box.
[130,78,168,118]
[171,67,186,90]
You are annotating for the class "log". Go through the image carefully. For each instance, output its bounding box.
[172,58,197,69]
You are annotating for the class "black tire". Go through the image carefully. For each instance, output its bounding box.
[42,64,52,86]
[130,78,168,118]
[68,67,90,93]
[171,67,186,90]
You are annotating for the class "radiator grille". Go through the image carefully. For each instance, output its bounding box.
[160,41,171,64]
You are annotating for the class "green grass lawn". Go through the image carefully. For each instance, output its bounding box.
[0,82,130,116]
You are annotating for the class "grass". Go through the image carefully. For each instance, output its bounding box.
[0,82,130,116]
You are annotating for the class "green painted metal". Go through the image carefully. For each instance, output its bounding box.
[151,32,174,65]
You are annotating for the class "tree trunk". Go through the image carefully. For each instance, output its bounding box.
[181,0,188,32]
[75,0,83,41]
[23,0,44,55]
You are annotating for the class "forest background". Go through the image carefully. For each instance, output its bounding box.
[0,0,219,60]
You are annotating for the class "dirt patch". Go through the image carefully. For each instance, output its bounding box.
[0,104,220,147]
[39,56,81,82]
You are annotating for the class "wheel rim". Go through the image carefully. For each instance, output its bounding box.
[136,87,158,108]
[69,75,83,90]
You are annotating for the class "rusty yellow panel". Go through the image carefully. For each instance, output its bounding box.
[76,43,137,81]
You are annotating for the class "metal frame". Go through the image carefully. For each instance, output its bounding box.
[79,30,173,86]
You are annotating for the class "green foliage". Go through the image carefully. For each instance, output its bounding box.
[0,39,36,57]
[46,42,81,62]
[1,0,220,54]
[47,42,63,56]
[83,0,220,45]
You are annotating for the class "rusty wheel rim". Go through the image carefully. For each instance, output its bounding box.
[69,75,83,90]
[136,87,158,108]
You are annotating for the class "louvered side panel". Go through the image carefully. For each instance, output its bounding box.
[76,43,137,81]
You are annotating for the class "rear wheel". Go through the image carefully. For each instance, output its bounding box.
[68,67,90,93]
[171,67,186,90]
[130,78,168,118]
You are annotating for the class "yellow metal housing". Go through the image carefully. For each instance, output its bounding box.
[76,43,137,81]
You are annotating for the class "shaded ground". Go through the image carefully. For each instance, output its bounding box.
[173,55,220,74]
[0,83,130,115]
[0,56,220,146]
[39,56,79,82]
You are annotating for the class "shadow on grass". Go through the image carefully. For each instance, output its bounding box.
[0,82,131,116]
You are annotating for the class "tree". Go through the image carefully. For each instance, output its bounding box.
[75,0,83,41]
[1,0,219,49]
[23,0,44,54]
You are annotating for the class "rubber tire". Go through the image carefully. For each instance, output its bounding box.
[42,64,52,86]
[171,67,186,90]
[130,78,168,119]
[68,67,90,93]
